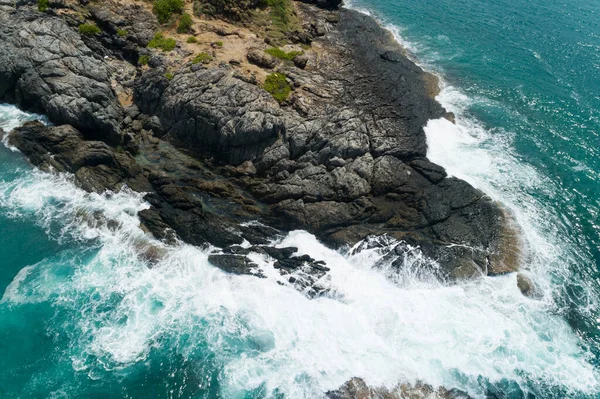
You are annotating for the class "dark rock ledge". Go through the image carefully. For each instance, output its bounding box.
[0,0,520,286]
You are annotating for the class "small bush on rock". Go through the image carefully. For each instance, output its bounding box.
[165,72,174,80]
[148,32,177,52]
[116,28,128,37]
[264,72,291,102]
[177,13,193,33]
[192,52,213,64]
[187,36,198,43]
[153,0,184,24]
[138,55,150,65]
[38,0,49,12]
[265,47,302,61]
[79,24,101,36]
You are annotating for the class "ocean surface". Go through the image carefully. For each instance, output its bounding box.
[1,0,599,397]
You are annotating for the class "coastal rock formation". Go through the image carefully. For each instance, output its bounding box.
[133,6,511,279]
[0,0,517,282]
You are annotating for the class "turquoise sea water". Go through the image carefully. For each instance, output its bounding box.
[1,0,600,397]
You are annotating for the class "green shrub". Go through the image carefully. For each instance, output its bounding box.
[116,28,128,37]
[266,0,294,29]
[78,24,101,36]
[192,52,213,64]
[152,0,184,24]
[187,36,198,43]
[138,55,150,66]
[265,47,302,61]
[147,32,177,52]
[215,40,223,47]
[165,72,174,80]
[264,72,291,102]
[38,0,49,12]
[177,13,193,33]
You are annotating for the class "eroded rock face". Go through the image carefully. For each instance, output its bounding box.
[86,0,159,62]
[0,10,124,140]
[135,67,285,166]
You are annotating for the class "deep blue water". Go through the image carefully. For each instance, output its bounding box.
[1,0,600,397]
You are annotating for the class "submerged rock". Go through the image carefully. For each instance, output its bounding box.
[517,273,539,298]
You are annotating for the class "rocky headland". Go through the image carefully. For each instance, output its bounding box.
[0,0,527,395]
[0,0,521,279]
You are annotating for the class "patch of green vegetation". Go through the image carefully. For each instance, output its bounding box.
[177,13,193,33]
[265,47,302,61]
[215,41,224,47]
[116,28,128,37]
[192,52,213,64]
[37,0,49,12]
[152,0,184,24]
[263,72,291,103]
[78,24,101,36]
[187,36,198,43]
[165,72,174,80]
[252,0,301,46]
[265,0,291,26]
[138,54,150,66]
[147,32,177,52]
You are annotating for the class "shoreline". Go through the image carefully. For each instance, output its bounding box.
[342,1,528,275]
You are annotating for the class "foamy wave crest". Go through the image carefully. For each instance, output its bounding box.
[0,104,48,149]
[0,166,597,398]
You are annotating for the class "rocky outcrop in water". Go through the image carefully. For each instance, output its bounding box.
[0,0,518,283]
[9,121,148,192]
[327,377,473,399]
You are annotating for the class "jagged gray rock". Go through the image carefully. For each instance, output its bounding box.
[0,9,124,140]
[132,6,511,279]
[135,67,285,165]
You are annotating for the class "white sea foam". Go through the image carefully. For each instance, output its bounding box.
[0,104,47,149]
[0,161,597,398]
